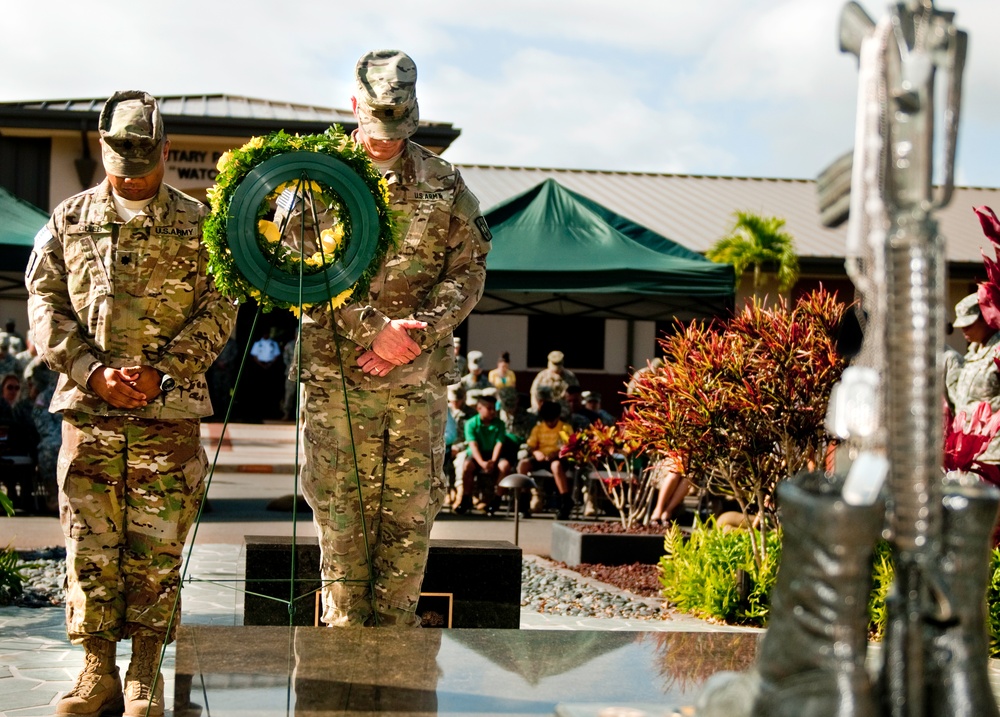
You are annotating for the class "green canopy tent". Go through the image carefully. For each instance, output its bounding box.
[0,186,47,300]
[479,179,735,321]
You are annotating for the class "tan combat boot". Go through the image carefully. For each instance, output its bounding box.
[56,637,124,717]
[123,635,164,717]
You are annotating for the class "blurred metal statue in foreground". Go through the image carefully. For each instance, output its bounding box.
[698,2,998,716]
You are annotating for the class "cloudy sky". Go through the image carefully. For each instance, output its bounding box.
[3,0,998,186]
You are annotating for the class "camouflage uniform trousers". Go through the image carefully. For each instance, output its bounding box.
[58,412,207,645]
[300,381,446,627]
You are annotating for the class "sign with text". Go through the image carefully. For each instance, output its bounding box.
[163,146,233,190]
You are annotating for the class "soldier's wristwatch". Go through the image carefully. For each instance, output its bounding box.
[159,374,177,393]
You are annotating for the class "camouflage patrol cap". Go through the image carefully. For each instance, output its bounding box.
[953,293,983,328]
[354,50,419,141]
[547,350,565,366]
[99,90,165,178]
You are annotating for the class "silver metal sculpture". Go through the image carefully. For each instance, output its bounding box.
[698,2,999,716]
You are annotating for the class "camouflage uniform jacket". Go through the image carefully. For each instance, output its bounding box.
[25,180,236,419]
[529,367,579,407]
[298,139,490,389]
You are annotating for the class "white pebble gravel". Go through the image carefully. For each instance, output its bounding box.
[11,547,669,622]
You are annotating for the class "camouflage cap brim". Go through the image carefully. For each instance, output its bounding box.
[100,140,164,178]
[355,98,419,141]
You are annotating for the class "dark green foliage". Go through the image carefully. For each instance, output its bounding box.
[659,518,781,626]
[661,524,1000,657]
[0,548,26,606]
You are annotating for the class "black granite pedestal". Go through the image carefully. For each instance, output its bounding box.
[173,625,761,716]
[550,521,667,566]
[244,536,521,628]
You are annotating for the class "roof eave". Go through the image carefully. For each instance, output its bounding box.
[0,107,462,151]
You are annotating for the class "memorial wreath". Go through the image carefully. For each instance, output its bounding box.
[203,126,398,313]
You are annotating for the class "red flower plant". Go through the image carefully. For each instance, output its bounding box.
[944,401,1000,486]
[974,206,1000,331]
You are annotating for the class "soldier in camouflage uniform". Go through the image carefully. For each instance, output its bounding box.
[25,91,236,717]
[951,293,1000,462]
[529,350,579,412]
[298,50,490,627]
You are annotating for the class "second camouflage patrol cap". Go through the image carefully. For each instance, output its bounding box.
[953,292,983,329]
[354,50,419,141]
[99,90,165,178]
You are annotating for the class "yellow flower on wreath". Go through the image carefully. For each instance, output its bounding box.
[216,151,234,173]
[271,180,326,199]
[320,225,344,253]
[287,287,353,317]
[258,220,281,244]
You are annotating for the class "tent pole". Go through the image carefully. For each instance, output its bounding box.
[626,319,635,375]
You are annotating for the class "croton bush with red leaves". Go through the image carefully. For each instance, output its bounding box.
[622,289,847,566]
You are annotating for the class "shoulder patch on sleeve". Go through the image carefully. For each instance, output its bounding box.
[32,225,54,252]
[474,215,492,242]
[453,187,491,241]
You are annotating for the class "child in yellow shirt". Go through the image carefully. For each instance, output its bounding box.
[517,401,575,519]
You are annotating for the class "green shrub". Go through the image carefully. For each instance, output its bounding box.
[659,517,781,626]
[662,523,1000,657]
[0,547,27,606]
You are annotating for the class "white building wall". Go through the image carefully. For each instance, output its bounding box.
[631,320,658,372]
[467,315,529,371]
[604,320,628,374]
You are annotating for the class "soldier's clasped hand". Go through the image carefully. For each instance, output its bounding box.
[88,366,149,409]
[371,319,427,365]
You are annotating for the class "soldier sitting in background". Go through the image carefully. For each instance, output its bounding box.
[530,350,579,412]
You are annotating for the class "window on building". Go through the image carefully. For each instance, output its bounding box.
[527,315,605,370]
[0,137,51,210]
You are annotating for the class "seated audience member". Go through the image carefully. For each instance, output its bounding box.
[488,351,516,389]
[456,393,514,515]
[648,452,691,526]
[517,400,575,519]
[1,373,20,409]
[0,372,39,462]
[27,364,61,513]
[461,350,492,404]
[582,391,616,425]
[0,344,16,379]
[626,357,664,395]
[444,384,475,506]
[453,336,467,378]
[498,387,536,445]
[530,350,579,411]
[565,385,598,430]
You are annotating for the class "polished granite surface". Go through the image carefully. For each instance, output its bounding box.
[175,626,759,716]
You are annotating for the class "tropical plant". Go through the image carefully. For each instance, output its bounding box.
[0,546,27,606]
[559,422,654,530]
[623,289,846,568]
[658,517,782,625]
[706,210,800,292]
[944,401,1000,485]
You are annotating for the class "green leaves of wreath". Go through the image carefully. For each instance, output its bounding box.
[203,126,399,314]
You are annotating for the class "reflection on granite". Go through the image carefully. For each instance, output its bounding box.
[243,537,521,628]
[175,626,760,716]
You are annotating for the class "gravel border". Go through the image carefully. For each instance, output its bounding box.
[11,548,673,622]
[521,554,671,620]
